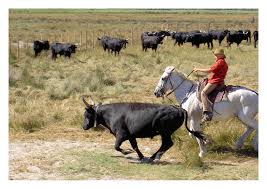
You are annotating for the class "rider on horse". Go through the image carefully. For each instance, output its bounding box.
[193,49,228,123]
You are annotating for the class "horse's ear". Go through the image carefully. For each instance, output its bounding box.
[165,66,175,74]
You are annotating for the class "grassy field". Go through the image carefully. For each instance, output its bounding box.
[9,9,258,180]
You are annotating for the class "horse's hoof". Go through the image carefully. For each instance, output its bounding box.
[235,141,243,150]
[153,159,160,164]
[140,157,152,163]
[204,138,212,145]
[252,144,258,152]
[198,151,205,158]
[189,133,193,138]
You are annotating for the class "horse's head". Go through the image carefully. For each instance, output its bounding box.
[154,66,176,98]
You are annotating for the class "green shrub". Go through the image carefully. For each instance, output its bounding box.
[48,85,71,100]
[10,115,44,133]
[9,52,17,65]
[21,65,44,89]
[9,68,20,87]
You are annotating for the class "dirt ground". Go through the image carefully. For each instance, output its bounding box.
[9,137,258,180]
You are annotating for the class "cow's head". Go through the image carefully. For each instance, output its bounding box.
[185,34,193,42]
[82,96,96,130]
[123,39,128,48]
[71,45,77,53]
[154,66,175,98]
[44,40,50,50]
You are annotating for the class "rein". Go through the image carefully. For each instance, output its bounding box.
[165,70,194,97]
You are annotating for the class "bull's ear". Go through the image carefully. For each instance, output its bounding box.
[85,106,95,112]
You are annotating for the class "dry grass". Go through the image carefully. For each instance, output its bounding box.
[9,9,258,180]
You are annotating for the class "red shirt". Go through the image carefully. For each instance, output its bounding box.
[208,57,228,84]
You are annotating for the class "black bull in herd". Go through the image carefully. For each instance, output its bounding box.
[82,97,206,162]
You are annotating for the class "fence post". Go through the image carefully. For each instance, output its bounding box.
[61,33,63,42]
[17,40,20,63]
[74,31,76,43]
[9,36,11,55]
[40,34,43,41]
[131,28,134,46]
[85,30,88,50]
[92,31,94,49]
[80,31,82,49]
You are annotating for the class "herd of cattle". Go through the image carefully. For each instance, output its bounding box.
[33,40,77,59]
[33,29,258,58]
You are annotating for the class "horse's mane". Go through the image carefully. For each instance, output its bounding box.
[174,70,197,85]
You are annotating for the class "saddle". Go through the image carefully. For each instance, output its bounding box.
[196,78,230,104]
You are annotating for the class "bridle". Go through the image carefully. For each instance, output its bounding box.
[165,70,194,97]
[159,70,194,106]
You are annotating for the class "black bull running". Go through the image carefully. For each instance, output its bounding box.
[82,97,206,162]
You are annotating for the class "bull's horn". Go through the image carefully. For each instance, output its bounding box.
[82,96,96,107]
[82,96,90,107]
[88,96,96,106]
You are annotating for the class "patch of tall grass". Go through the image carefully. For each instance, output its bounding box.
[9,10,258,152]
[9,66,20,87]
[9,114,45,133]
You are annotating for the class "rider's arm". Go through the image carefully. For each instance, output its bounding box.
[193,68,212,73]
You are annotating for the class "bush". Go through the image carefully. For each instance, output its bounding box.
[9,67,20,87]
[48,85,71,100]
[21,65,44,89]
[10,115,44,133]
[9,52,17,65]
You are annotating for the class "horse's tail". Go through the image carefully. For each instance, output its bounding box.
[182,109,206,142]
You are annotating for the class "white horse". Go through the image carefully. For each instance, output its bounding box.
[154,66,258,157]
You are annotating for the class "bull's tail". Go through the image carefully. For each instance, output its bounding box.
[182,109,206,143]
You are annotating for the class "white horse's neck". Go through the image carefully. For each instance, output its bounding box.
[170,72,197,107]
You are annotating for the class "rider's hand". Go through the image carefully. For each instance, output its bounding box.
[193,68,199,72]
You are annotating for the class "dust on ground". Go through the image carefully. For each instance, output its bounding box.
[9,137,258,180]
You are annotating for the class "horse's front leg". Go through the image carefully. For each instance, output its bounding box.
[189,118,207,158]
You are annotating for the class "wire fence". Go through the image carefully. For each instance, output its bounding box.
[9,20,258,63]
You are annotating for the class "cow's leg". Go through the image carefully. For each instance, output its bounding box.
[150,135,173,161]
[114,129,131,155]
[114,136,129,155]
[129,138,144,160]
[52,53,57,60]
